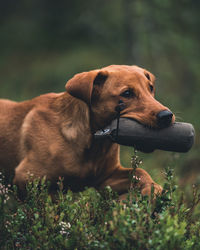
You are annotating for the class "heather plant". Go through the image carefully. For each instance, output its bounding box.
[0,155,200,250]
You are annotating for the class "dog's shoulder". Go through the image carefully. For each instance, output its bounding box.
[19,92,64,120]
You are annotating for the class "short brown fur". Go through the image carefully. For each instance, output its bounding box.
[0,65,175,198]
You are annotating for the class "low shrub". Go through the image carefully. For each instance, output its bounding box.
[0,160,200,249]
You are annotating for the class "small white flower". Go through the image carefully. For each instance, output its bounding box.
[0,173,10,204]
[132,175,141,181]
[59,221,71,236]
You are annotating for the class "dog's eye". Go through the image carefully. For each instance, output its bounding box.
[149,85,154,93]
[120,89,134,98]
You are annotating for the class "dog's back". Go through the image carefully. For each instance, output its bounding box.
[0,94,60,175]
[0,99,31,174]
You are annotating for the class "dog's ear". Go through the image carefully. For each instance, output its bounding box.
[65,70,108,105]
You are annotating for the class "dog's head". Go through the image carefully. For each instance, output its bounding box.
[66,65,175,130]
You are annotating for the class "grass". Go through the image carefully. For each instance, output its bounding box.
[0,155,200,250]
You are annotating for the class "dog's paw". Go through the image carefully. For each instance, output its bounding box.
[141,183,163,198]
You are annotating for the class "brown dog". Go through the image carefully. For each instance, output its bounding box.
[0,65,175,198]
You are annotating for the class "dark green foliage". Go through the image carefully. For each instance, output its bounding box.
[0,164,200,250]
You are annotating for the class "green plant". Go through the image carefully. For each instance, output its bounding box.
[0,156,200,249]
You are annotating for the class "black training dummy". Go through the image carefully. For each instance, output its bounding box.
[94,118,195,153]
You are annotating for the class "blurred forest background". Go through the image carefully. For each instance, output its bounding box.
[0,0,199,187]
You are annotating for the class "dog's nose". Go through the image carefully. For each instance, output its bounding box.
[157,110,173,128]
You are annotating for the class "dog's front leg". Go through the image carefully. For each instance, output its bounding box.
[99,166,162,199]
[13,157,51,199]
